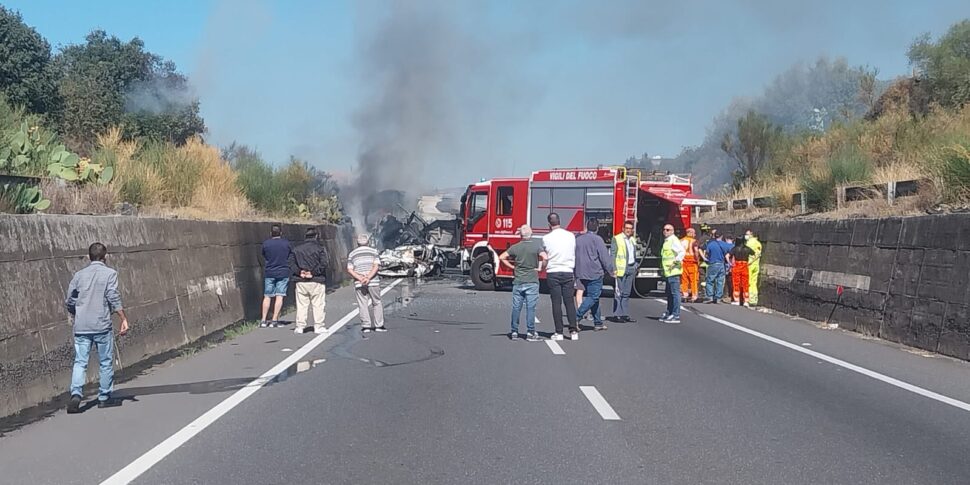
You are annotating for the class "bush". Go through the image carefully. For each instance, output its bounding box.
[799,167,836,211]
[937,142,970,200]
[828,145,872,185]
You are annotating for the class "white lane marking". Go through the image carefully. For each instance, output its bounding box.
[545,340,565,355]
[101,279,404,485]
[580,386,621,420]
[695,311,970,413]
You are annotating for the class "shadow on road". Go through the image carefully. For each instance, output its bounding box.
[112,377,257,399]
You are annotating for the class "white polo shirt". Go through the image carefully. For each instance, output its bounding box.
[542,227,576,273]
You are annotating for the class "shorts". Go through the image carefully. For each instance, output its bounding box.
[263,277,289,297]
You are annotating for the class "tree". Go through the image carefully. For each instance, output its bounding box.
[908,19,970,109]
[54,30,204,151]
[858,66,880,113]
[0,7,61,115]
[720,110,782,185]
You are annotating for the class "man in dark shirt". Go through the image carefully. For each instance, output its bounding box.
[260,224,292,327]
[288,227,329,334]
[574,218,615,330]
[727,238,754,306]
[499,225,547,341]
[702,231,733,304]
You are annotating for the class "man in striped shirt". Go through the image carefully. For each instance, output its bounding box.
[347,234,385,333]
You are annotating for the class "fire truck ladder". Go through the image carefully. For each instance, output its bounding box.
[623,169,641,228]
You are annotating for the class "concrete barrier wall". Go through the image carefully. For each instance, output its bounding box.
[703,214,970,361]
[0,215,355,418]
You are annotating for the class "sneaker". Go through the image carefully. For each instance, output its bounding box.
[526,331,540,341]
[97,398,121,409]
[294,327,307,334]
[362,328,373,333]
[659,313,669,321]
[731,301,741,306]
[622,316,637,323]
[67,395,81,414]
[258,320,269,328]
[269,321,280,328]
[314,326,327,334]
[510,331,519,340]
[551,333,564,341]
[593,324,607,331]
[570,331,579,341]
[375,327,388,333]
[666,317,681,324]
[743,303,751,308]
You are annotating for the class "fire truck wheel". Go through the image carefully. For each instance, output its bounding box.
[470,253,496,291]
[633,279,657,298]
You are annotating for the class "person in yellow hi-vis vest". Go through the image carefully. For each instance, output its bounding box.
[660,224,685,323]
[610,221,638,323]
[745,229,762,306]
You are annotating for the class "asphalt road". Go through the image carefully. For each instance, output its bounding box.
[3,278,970,484]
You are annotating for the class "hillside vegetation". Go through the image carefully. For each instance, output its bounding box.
[0,7,341,221]
[712,19,970,215]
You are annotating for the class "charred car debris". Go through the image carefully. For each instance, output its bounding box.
[362,190,463,278]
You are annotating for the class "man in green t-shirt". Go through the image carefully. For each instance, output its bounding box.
[499,225,547,341]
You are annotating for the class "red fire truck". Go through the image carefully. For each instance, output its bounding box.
[458,167,711,297]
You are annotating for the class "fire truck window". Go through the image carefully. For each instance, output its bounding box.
[530,188,551,227]
[470,192,487,222]
[496,186,514,216]
[586,190,612,209]
[550,188,584,208]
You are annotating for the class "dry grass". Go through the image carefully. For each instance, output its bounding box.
[40,180,117,215]
[181,137,252,219]
[92,130,254,219]
[769,175,800,210]
[871,160,923,185]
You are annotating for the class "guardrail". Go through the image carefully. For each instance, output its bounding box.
[699,179,928,217]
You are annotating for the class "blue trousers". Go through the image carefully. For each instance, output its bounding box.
[576,277,604,325]
[510,282,539,333]
[71,331,114,401]
[705,262,726,300]
[665,276,682,319]
[612,264,636,317]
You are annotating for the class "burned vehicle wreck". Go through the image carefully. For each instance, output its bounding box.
[370,192,464,278]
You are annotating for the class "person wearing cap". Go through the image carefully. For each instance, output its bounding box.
[348,234,386,333]
[288,227,329,334]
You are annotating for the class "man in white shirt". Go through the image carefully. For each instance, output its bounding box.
[542,212,579,341]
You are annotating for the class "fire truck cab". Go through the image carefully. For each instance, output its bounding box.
[459,167,706,297]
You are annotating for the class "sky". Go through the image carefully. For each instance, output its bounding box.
[6,0,970,190]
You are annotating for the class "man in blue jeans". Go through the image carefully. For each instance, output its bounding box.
[65,242,128,413]
[660,224,685,323]
[575,217,615,330]
[700,231,732,304]
[499,225,547,341]
[260,224,292,327]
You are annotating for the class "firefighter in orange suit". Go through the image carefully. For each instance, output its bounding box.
[680,228,700,302]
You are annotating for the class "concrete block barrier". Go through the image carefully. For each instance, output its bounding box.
[696,214,970,361]
[0,214,352,419]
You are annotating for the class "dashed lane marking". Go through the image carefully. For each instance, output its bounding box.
[580,386,621,420]
[100,279,404,485]
[545,340,565,355]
